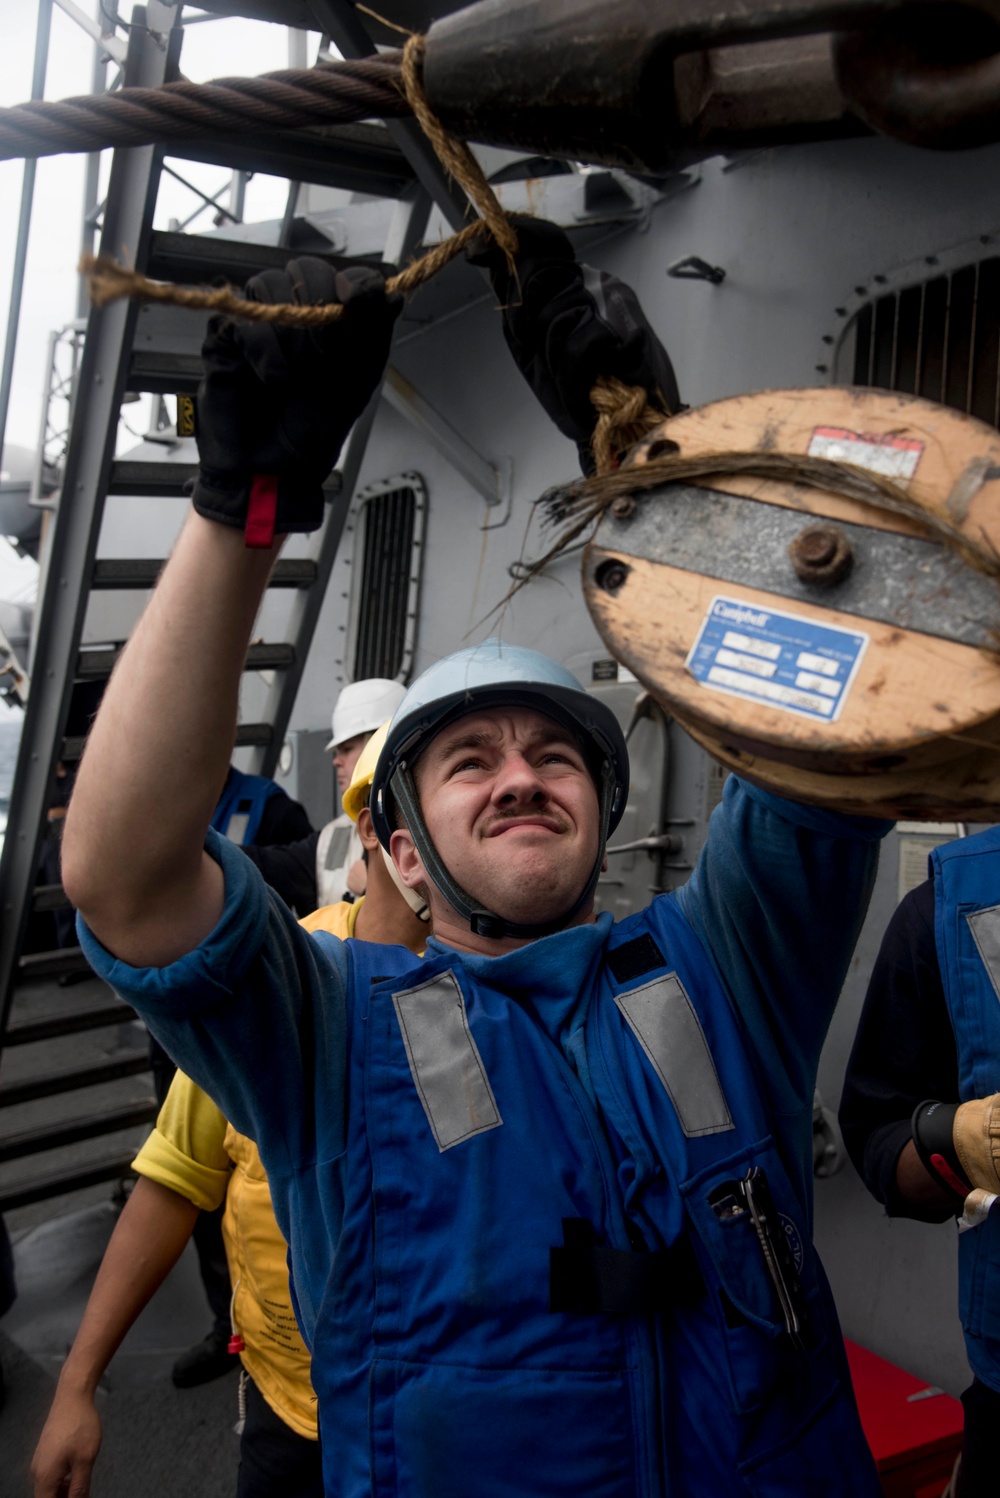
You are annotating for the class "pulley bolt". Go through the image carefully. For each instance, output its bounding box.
[788,524,853,587]
[596,559,631,595]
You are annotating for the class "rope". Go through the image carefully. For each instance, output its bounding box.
[512,449,1000,597]
[81,33,523,322]
[590,376,669,477]
[0,55,408,162]
[82,220,490,321]
[400,36,518,274]
[70,31,994,624]
[72,30,659,474]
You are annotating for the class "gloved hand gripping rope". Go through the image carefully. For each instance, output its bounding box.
[81,32,678,547]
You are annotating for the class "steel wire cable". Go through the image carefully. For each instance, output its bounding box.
[0,54,409,162]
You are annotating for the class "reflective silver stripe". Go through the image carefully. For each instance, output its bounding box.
[224,812,249,846]
[615,974,734,1137]
[392,972,503,1152]
[967,904,1000,1004]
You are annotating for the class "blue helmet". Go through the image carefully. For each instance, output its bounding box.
[370,639,629,939]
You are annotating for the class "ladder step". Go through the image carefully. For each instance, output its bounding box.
[3,1002,140,1047]
[32,882,72,912]
[146,229,338,288]
[74,640,295,682]
[92,557,318,590]
[0,1100,158,1163]
[0,1152,137,1213]
[108,460,198,497]
[65,720,274,762]
[17,947,91,979]
[170,121,413,201]
[235,722,274,748]
[0,1052,150,1109]
[74,644,121,680]
[245,643,296,671]
[127,348,203,396]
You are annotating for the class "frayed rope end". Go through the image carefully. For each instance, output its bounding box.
[79,252,136,308]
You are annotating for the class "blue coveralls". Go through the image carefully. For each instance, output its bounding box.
[932,827,1000,1393]
[81,776,888,1496]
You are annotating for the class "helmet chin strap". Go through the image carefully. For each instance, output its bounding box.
[389,760,617,941]
[379,844,430,923]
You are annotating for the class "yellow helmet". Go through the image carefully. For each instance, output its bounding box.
[341,720,390,823]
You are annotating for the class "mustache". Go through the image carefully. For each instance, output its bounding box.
[482,808,570,835]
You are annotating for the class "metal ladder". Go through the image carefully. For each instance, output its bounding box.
[0,0,470,1216]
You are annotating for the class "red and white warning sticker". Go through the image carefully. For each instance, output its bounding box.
[807,426,924,483]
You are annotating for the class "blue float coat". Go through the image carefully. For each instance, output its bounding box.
[932,826,1000,1393]
[80,776,889,1495]
[211,766,285,846]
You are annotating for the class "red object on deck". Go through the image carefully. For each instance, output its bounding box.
[845,1339,964,1498]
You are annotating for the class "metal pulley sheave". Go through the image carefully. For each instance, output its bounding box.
[581,389,1000,819]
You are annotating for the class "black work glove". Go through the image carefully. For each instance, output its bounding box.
[192,257,401,544]
[468,217,682,474]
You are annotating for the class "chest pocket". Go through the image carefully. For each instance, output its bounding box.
[392,970,503,1151]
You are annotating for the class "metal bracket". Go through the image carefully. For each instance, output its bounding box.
[668,255,726,284]
[594,481,1000,650]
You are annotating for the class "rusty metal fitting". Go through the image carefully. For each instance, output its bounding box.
[834,18,1000,151]
[610,495,637,520]
[788,524,854,586]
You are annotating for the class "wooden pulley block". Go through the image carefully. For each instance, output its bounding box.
[581,388,1000,819]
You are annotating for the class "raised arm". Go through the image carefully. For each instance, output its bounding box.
[63,517,275,966]
[675,776,892,1120]
[62,259,399,968]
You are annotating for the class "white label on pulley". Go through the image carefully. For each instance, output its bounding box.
[686,596,868,722]
[807,425,924,483]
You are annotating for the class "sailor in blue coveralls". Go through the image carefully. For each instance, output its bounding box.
[63,232,889,1496]
[841,826,1000,1496]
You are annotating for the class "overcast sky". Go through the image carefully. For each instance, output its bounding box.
[0,2,316,604]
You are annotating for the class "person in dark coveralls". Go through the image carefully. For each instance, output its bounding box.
[61,234,890,1496]
[840,825,1000,1498]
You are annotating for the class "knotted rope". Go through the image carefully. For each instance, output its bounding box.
[589,377,670,479]
[80,33,661,477]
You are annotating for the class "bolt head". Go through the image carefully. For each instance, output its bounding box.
[595,558,631,595]
[788,524,853,587]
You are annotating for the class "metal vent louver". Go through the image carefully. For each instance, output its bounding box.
[851,256,1000,427]
[349,472,426,683]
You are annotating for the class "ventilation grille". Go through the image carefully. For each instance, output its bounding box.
[852,257,1000,427]
[352,479,423,682]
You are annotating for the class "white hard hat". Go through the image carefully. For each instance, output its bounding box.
[326,677,406,752]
